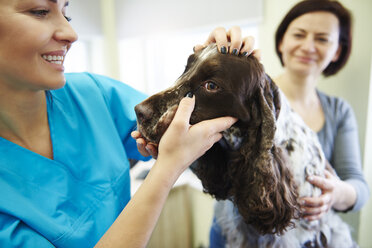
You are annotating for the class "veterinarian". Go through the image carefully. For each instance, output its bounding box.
[0,1,254,247]
[207,0,370,246]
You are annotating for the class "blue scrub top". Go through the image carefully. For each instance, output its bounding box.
[0,73,150,247]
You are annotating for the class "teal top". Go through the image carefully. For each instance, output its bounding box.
[0,73,150,247]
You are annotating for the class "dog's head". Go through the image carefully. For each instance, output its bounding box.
[135,44,276,144]
[135,44,299,235]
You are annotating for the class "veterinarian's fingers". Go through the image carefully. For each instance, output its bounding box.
[240,36,255,56]
[135,137,146,147]
[210,132,224,142]
[193,44,205,52]
[145,144,158,159]
[131,131,142,139]
[252,49,262,60]
[135,138,151,157]
[204,27,229,54]
[198,116,238,134]
[172,96,195,124]
[157,96,195,156]
[227,26,242,55]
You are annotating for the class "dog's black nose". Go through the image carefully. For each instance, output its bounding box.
[135,103,153,124]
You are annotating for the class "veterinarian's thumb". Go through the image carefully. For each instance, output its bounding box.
[174,95,195,122]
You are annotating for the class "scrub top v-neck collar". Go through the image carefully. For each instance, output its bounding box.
[0,92,58,164]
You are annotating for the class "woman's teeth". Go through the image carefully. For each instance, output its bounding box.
[42,55,64,65]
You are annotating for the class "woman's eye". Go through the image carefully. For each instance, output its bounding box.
[64,16,72,22]
[293,33,304,38]
[204,81,219,92]
[30,9,50,17]
[317,37,329,43]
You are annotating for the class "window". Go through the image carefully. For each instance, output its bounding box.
[118,25,259,94]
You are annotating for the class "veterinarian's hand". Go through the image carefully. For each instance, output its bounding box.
[194,26,260,59]
[300,170,347,221]
[156,95,237,176]
[131,131,159,159]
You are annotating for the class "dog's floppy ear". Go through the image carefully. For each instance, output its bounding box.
[190,143,233,200]
[230,78,299,235]
[265,74,281,120]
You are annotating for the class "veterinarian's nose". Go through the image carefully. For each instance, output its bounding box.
[135,104,153,124]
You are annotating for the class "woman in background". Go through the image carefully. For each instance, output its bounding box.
[209,0,369,246]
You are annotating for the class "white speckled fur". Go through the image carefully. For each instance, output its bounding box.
[215,90,355,248]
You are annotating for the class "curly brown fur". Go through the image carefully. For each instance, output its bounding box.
[192,80,299,234]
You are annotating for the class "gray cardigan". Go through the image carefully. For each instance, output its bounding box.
[317,90,369,211]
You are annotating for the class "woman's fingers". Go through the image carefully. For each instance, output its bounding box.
[227,26,242,55]
[194,26,256,56]
[196,116,238,135]
[145,143,158,159]
[131,131,159,158]
[204,27,229,53]
[170,95,195,127]
[307,174,335,191]
[241,36,255,56]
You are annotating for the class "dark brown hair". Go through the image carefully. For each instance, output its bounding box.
[275,0,352,76]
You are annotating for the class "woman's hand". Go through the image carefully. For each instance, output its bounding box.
[194,26,260,59]
[300,170,337,221]
[300,170,356,221]
[98,96,236,248]
[131,131,158,159]
[132,96,236,176]
[156,95,237,176]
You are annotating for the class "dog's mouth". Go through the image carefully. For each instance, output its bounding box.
[220,125,244,150]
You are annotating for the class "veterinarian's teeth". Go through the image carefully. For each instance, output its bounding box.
[42,55,64,64]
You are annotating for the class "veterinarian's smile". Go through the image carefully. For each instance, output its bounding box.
[41,47,67,70]
[42,54,65,65]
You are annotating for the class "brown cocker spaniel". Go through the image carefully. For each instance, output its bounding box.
[135,44,355,248]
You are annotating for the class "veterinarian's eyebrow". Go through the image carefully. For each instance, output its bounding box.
[48,0,69,7]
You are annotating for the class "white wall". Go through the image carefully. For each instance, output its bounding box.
[359,52,372,248]
[115,0,262,38]
[68,0,102,37]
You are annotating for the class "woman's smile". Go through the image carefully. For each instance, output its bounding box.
[41,48,67,71]
[0,0,77,91]
[295,55,316,64]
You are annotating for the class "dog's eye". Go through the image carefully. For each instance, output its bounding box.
[204,81,219,92]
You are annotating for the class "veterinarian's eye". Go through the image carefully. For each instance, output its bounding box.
[204,81,219,92]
